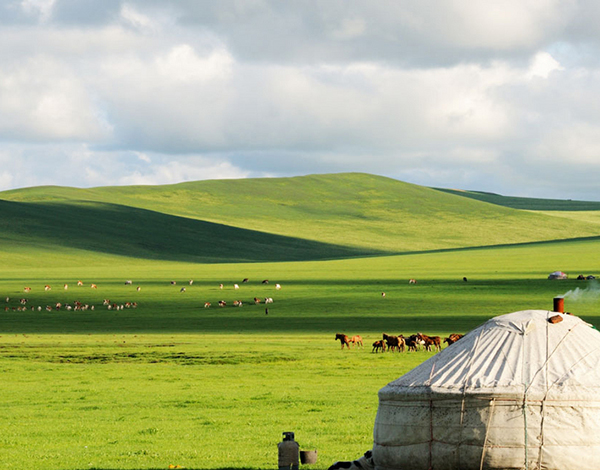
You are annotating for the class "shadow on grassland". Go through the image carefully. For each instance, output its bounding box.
[0,199,388,263]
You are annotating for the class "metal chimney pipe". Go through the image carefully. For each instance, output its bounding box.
[553,296,564,313]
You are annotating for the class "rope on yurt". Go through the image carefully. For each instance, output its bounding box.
[459,326,485,470]
[523,388,529,470]
[479,398,496,470]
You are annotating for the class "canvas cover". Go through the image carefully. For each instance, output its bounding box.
[373,310,600,470]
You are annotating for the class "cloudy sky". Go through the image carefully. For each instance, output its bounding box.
[1,0,600,199]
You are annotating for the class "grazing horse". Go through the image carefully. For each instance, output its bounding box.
[444,333,464,346]
[405,334,422,352]
[372,340,386,353]
[335,333,351,350]
[350,335,363,348]
[383,333,405,352]
[417,333,442,352]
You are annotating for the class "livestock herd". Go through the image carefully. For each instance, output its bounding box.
[336,332,464,353]
[3,277,281,313]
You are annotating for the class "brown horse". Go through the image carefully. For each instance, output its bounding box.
[417,333,442,352]
[350,335,363,348]
[335,333,351,349]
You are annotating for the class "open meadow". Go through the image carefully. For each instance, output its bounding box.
[2,174,600,470]
[2,239,600,470]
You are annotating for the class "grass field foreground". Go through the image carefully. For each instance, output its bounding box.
[2,239,600,469]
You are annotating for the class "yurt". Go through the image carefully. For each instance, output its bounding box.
[373,310,600,470]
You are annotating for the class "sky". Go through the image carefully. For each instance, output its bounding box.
[1,0,600,200]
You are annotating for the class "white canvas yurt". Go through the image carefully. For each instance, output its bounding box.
[373,310,600,470]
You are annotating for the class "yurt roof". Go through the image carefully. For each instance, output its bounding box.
[380,310,600,400]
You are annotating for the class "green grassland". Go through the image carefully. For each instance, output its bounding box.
[4,173,600,256]
[1,173,600,470]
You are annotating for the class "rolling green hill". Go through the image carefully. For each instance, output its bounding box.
[1,173,600,262]
[435,187,600,211]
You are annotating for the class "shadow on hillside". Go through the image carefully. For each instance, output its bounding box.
[0,199,388,263]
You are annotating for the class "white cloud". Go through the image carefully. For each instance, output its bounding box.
[20,0,56,22]
[0,1,599,200]
[526,52,564,79]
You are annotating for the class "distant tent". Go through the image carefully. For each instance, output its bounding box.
[373,310,600,470]
[547,271,568,279]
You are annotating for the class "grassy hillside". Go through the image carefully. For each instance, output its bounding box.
[435,187,600,211]
[2,173,600,262]
[0,199,375,264]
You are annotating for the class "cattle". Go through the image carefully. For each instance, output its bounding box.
[23,287,31,293]
[264,297,273,304]
[180,287,186,293]
[463,277,468,282]
[233,300,243,307]
[170,281,177,285]
[242,278,249,283]
[275,284,281,290]
[44,285,51,291]
[234,284,239,290]
[189,279,194,285]
[262,280,269,284]
[136,286,141,292]
[64,284,68,290]
[417,333,442,352]
[350,335,363,348]
[125,280,133,285]
[381,292,386,297]
[218,300,226,307]
[219,283,224,289]
[444,333,464,346]
[204,302,211,308]
[77,280,83,286]
[409,279,417,284]
[91,284,97,289]
[335,333,351,350]
[254,297,261,304]
[372,340,386,353]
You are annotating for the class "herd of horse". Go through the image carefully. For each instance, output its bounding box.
[335,332,464,352]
